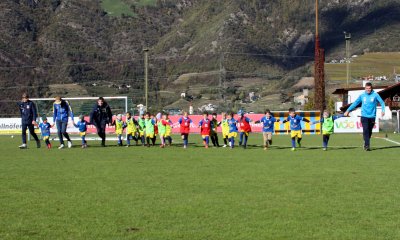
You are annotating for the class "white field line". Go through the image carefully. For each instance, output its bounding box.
[375,137,400,146]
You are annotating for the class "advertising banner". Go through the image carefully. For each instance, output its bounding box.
[334,117,379,133]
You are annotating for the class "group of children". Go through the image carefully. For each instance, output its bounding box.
[114,112,173,148]
[35,108,343,151]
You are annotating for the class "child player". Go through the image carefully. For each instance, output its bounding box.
[178,111,192,149]
[219,112,230,147]
[237,110,252,149]
[138,114,146,146]
[164,114,173,146]
[38,116,52,149]
[144,112,156,147]
[73,115,90,148]
[114,114,126,146]
[210,112,220,147]
[311,110,344,151]
[125,112,139,147]
[158,113,172,148]
[198,111,213,148]
[282,108,310,151]
[256,109,280,150]
[227,112,238,149]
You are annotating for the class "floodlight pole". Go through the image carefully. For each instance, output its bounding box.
[143,48,149,111]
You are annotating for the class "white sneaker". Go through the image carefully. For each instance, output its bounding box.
[67,141,72,148]
[222,145,227,148]
[19,144,27,149]
[58,144,65,149]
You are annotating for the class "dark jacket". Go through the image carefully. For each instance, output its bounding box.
[18,100,37,125]
[90,103,113,126]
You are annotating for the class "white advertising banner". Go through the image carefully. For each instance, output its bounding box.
[334,117,379,133]
[0,118,23,134]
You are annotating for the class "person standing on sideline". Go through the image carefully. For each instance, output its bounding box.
[344,82,385,151]
[18,93,40,149]
[53,96,74,149]
[90,97,113,147]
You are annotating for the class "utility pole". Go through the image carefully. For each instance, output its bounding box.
[314,0,325,113]
[344,32,351,87]
[219,52,225,101]
[143,48,149,111]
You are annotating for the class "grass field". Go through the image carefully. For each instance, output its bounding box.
[1,133,400,239]
[325,52,400,81]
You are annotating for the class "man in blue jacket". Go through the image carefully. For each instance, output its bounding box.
[53,96,74,149]
[18,93,40,149]
[344,82,385,151]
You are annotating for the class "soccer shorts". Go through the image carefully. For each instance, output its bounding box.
[146,133,154,138]
[139,131,144,137]
[291,130,302,138]
[322,130,333,135]
[228,132,237,138]
[115,130,123,135]
[79,132,86,137]
[127,130,136,135]
[240,131,249,136]
[201,135,209,139]
[42,136,49,140]
[222,133,229,139]
[263,132,272,141]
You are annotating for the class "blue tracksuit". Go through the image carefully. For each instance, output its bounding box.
[347,90,385,149]
[347,90,385,118]
[18,100,37,124]
[18,100,39,143]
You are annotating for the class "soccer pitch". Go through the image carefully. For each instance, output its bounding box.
[1,134,400,240]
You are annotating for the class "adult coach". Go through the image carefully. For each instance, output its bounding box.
[18,93,40,149]
[344,82,385,151]
[90,97,113,147]
[53,96,74,149]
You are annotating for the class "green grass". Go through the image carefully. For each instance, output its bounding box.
[325,52,400,81]
[101,0,135,17]
[1,134,400,239]
[100,0,156,17]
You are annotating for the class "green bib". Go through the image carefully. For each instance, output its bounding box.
[322,116,334,134]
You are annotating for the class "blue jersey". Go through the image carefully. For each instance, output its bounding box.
[53,100,74,122]
[74,120,89,132]
[260,116,277,133]
[286,115,304,131]
[228,119,238,133]
[347,90,385,118]
[39,122,51,137]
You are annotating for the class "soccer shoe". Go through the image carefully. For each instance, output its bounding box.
[36,140,41,148]
[222,145,227,148]
[264,147,268,150]
[19,143,27,149]
[183,145,187,149]
[297,143,302,148]
[243,145,247,149]
[47,144,52,149]
[126,144,130,148]
[67,141,72,148]
[101,141,106,147]
[81,145,85,149]
[58,144,65,149]
[322,148,327,151]
[291,147,296,151]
